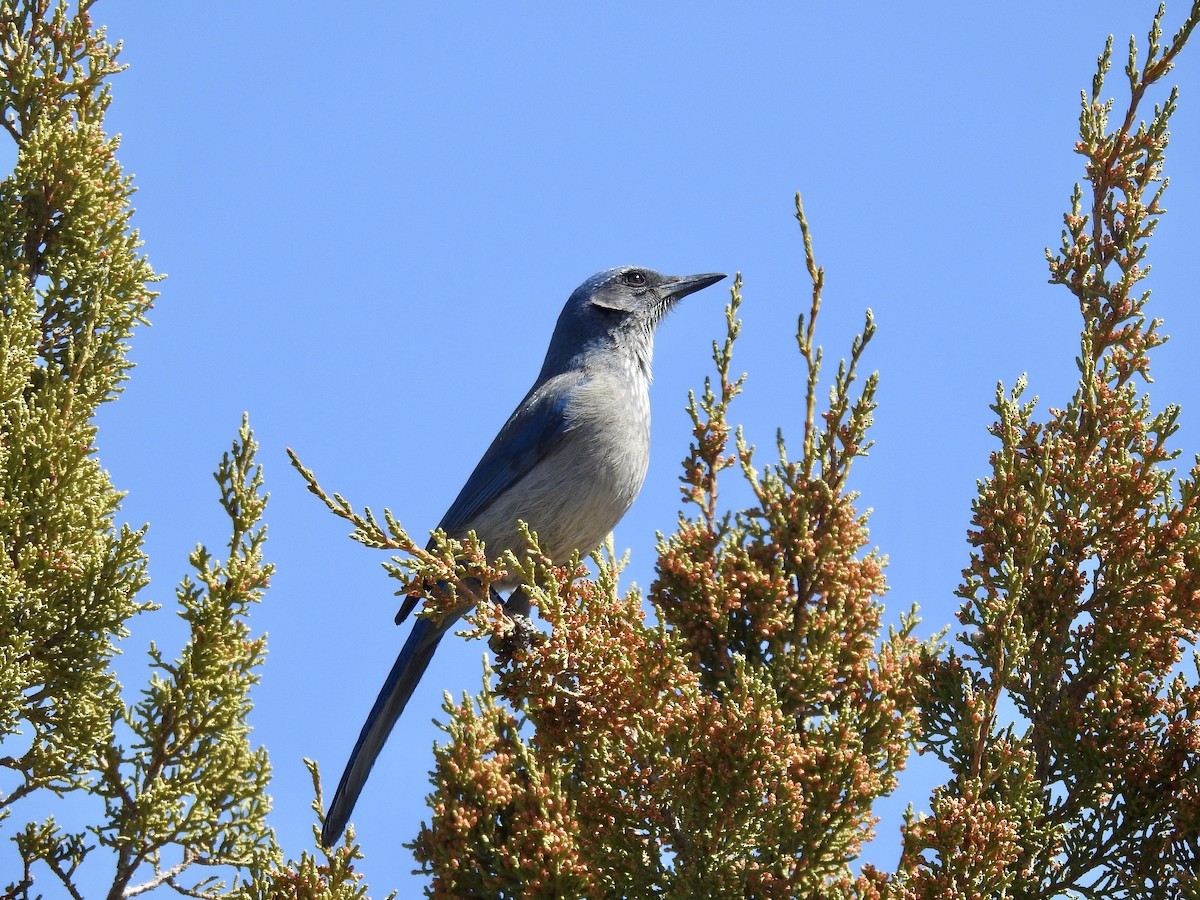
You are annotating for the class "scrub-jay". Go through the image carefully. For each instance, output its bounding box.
[321,266,726,847]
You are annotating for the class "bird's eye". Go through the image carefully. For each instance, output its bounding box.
[621,271,647,287]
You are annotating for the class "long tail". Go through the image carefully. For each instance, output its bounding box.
[321,616,445,847]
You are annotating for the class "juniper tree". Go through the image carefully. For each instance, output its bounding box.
[890,5,1200,898]
[0,3,289,897]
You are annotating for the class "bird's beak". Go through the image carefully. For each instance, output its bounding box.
[661,272,727,302]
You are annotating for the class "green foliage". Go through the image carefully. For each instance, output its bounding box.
[898,4,1200,898]
[649,242,925,895]
[0,2,309,897]
[246,761,393,900]
[0,0,155,835]
[89,417,278,897]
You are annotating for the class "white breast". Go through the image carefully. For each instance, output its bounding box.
[469,359,651,575]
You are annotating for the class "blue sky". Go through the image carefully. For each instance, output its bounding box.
[27,2,1200,895]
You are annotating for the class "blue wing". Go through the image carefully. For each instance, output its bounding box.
[434,371,580,537]
[393,372,581,625]
[326,376,583,843]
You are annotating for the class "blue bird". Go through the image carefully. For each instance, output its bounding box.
[320,266,726,847]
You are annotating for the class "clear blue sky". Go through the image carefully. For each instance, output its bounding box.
[30,2,1200,896]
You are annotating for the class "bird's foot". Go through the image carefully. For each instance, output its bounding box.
[489,611,538,663]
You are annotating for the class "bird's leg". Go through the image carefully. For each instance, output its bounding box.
[504,586,538,648]
[504,585,531,620]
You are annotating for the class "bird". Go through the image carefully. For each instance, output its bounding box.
[320,265,727,847]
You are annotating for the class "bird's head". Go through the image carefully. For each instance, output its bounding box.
[541,266,726,378]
